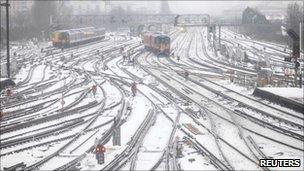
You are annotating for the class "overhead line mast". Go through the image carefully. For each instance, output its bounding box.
[1,0,10,78]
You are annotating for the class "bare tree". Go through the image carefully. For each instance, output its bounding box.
[32,0,58,35]
[11,9,33,40]
[286,2,303,35]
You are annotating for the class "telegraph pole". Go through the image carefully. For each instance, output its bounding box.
[300,22,303,88]
[1,0,10,78]
[301,22,302,53]
[218,25,221,48]
[5,0,10,78]
[287,29,300,87]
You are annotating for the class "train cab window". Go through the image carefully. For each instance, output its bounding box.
[165,37,170,44]
[155,37,161,44]
[61,32,69,41]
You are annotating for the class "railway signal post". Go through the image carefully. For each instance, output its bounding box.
[5,87,12,97]
[92,85,97,98]
[100,54,104,62]
[131,82,137,97]
[95,144,106,164]
[120,47,124,54]
[218,25,221,48]
[61,96,65,110]
[184,71,189,80]
[113,117,121,146]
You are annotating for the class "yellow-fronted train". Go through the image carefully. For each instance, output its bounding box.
[142,32,170,56]
[51,27,105,48]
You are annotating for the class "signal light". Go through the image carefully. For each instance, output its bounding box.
[95,145,106,164]
[96,145,106,153]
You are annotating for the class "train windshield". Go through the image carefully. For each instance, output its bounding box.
[60,32,69,40]
[160,37,170,44]
[155,37,161,44]
[164,37,170,44]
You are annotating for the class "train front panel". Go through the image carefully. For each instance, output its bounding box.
[51,32,62,47]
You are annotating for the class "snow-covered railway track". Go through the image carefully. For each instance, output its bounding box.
[1,101,99,133]
[199,29,290,83]
[52,79,128,170]
[220,30,292,68]
[15,64,38,87]
[1,69,111,169]
[1,37,137,122]
[126,58,261,170]
[156,35,303,138]
[137,49,303,151]
[167,32,299,124]
[20,40,140,169]
[113,42,251,169]
[101,109,155,170]
[155,48,304,142]
[223,28,290,55]
[114,55,182,170]
[0,111,114,157]
[1,35,142,170]
[1,75,89,124]
[0,118,85,149]
[189,76,303,124]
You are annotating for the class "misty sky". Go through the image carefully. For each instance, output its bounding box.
[108,0,301,15]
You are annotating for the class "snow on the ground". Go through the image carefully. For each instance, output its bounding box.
[79,94,152,170]
[179,144,217,170]
[135,113,173,170]
[215,79,302,117]
[210,113,259,170]
[0,139,71,170]
[258,87,303,103]
[234,113,303,150]
[101,81,123,108]
[246,130,304,171]
[27,64,46,84]
[2,28,304,171]
[120,94,152,144]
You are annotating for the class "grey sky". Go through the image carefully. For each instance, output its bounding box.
[108,0,301,15]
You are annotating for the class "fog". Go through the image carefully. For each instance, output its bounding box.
[107,0,297,16]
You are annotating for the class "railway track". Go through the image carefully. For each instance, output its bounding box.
[52,79,129,170]
[101,109,155,170]
[118,45,256,170]
[1,35,143,170]
[157,56,304,144]
[22,35,142,170]
[162,30,303,134]
[137,36,302,157]
[1,28,302,170]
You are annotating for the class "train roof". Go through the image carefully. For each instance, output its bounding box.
[54,27,95,33]
[142,32,170,39]
[158,34,170,38]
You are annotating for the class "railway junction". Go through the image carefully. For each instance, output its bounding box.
[0,1,303,171]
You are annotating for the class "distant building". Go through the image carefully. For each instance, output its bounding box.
[159,0,171,14]
[64,1,105,15]
[242,7,269,24]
